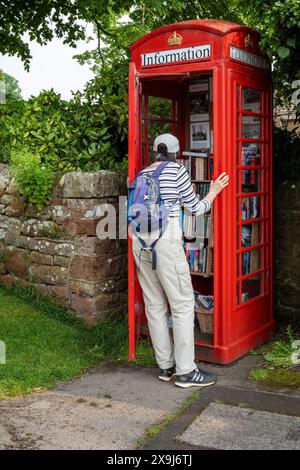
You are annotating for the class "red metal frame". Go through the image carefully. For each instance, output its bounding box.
[128,20,276,364]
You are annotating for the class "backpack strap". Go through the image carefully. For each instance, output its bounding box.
[135,161,179,270]
[137,229,162,271]
[151,160,170,178]
[128,169,143,189]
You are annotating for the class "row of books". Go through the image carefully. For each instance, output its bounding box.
[180,155,208,180]
[185,245,209,274]
[241,147,260,193]
[241,251,259,276]
[198,214,211,238]
[242,144,260,166]
[241,196,260,220]
[193,181,211,199]
[183,214,212,239]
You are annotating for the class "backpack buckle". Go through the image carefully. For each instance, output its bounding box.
[141,246,152,252]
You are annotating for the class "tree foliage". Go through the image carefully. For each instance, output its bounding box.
[0,70,22,101]
[1,0,300,96]
[11,149,54,210]
[0,85,127,170]
[0,1,86,70]
[0,0,300,179]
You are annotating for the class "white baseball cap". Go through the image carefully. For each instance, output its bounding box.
[153,133,180,153]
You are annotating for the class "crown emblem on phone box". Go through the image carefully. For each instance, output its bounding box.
[168,31,183,46]
[245,34,254,48]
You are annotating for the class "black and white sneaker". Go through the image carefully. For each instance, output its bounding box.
[175,368,216,388]
[158,366,176,382]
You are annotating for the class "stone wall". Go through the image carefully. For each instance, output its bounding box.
[274,180,300,324]
[0,162,299,326]
[0,164,128,324]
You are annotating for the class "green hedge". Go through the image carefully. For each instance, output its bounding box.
[0,68,128,172]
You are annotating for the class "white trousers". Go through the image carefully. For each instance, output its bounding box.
[132,218,196,376]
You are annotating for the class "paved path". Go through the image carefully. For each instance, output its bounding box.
[0,363,193,450]
[142,356,300,450]
[0,356,299,450]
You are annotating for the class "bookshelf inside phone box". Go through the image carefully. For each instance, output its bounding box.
[128,20,276,364]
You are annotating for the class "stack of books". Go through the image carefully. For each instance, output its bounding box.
[194,292,214,311]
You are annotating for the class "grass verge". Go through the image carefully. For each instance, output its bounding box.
[248,325,300,388]
[136,390,202,448]
[248,368,300,387]
[0,284,155,400]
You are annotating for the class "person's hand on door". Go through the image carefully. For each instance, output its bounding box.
[205,172,229,203]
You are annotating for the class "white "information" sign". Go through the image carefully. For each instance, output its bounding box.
[230,45,269,70]
[141,44,211,67]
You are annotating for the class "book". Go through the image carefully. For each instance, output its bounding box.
[242,143,260,165]
[242,197,260,220]
[182,151,208,158]
[211,251,214,273]
[189,80,209,93]
[209,156,214,180]
[242,225,252,247]
[194,293,214,311]
[180,155,209,180]
[242,251,251,275]
[185,242,212,274]
[183,213,195,239]
[193,181,210,199]
[206,215,211,237]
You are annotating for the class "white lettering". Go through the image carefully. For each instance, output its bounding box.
[107,455,142,467]
[0,340,6,364]
[230,45,269,70]
[292,340,300,365]
[95,204,116,240]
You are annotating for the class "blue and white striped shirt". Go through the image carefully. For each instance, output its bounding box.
[140,161,211,218]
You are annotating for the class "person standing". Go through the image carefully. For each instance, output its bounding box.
[131,134,229,388]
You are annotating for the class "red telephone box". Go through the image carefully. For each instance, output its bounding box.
[128,19,275,364]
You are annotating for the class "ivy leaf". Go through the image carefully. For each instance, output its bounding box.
[287,37,296,48]
[277,46,290,58]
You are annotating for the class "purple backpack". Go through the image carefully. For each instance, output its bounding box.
[128,161,178,270]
